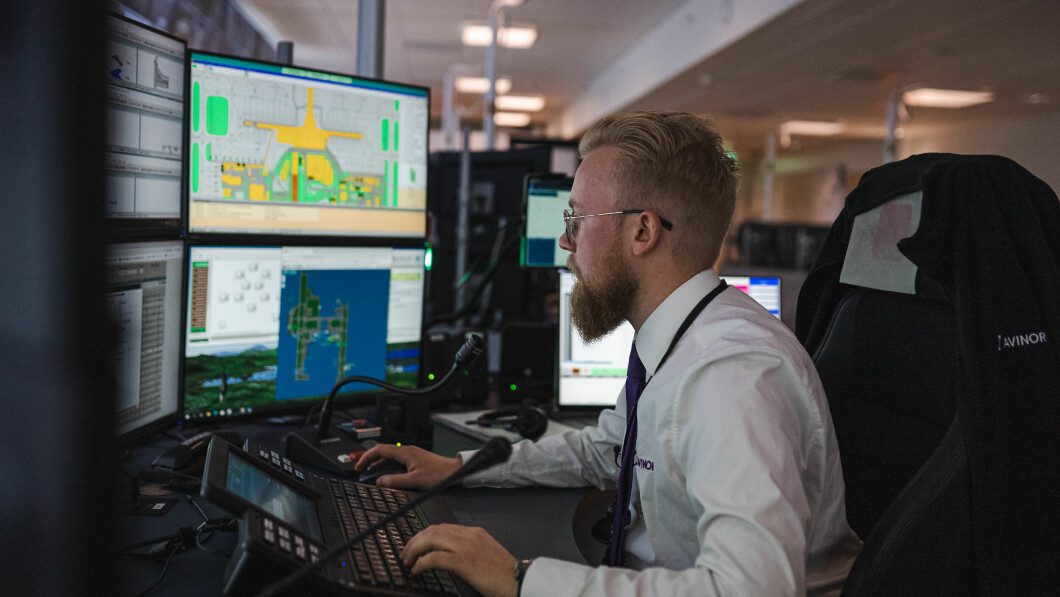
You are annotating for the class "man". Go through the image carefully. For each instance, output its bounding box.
[356,111,861,596]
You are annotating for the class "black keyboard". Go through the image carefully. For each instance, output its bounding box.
[238,440,469,595]
[329,479,462,594]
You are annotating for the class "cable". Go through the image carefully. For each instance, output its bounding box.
[132,542,179,597]
[429,219,525,327]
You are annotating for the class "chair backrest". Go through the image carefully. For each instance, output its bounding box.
[799,185,976,594]
[801,153,1060,595]
[810,287,957,539]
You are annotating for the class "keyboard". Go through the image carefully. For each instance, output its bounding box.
[329,479,462,594]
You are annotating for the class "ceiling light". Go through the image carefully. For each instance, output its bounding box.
[493,112,531,127]
[455,76,513,94]
[902,88,994,108]
[778,120,846,147]
[495,95,545,111]
[462,24,538,49]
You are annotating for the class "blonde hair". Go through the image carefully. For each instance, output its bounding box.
[579,111,738,268]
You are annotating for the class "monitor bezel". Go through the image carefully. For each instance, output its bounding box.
[182,49,432,241]
[520,173,574,269]
[103,11,188,235]
[178,237,429,426]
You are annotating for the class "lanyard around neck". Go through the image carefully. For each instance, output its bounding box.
[643,280,728,387]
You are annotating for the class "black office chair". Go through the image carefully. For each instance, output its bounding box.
[797,154,1060,595]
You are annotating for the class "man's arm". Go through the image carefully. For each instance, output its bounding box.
[460,406,627,489]
[358,400,629,491]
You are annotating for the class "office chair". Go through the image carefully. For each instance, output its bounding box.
[797,154,1060,594]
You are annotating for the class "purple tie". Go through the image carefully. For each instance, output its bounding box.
[607,344,647,566]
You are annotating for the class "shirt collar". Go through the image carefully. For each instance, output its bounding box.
[634,269,723,377]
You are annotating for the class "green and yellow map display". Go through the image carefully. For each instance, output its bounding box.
[187,54,427,236]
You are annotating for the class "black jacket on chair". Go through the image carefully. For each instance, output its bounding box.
[797,153,1059,593]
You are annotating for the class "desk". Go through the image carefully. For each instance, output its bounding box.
[119,417,589,595]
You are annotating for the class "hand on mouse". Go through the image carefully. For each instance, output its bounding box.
[354,443,462,489]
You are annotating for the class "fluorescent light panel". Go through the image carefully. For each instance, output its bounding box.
[493,112,531,127]
[455,76,512,94]
[779,120,846,136]
[462,24,538,49]
[495,94,545,111]
[903,87,994,108]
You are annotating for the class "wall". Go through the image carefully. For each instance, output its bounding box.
[899,111,1060,193]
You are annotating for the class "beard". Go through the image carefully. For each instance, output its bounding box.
[569,255,637,343]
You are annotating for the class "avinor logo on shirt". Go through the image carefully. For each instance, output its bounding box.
[996,330,1047,351]
[633,454,655,471]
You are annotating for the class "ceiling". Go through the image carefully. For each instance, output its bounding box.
[234,0,1060,155]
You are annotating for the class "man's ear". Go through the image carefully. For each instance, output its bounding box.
[630,211,665,257]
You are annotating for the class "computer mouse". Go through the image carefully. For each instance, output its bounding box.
[357,459,408,485]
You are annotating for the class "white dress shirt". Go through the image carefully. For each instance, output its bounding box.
[460,270,862,596]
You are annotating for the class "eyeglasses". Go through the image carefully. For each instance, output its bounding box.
[562,209,673,244]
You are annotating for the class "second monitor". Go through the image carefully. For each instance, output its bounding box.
[522,174,573,268]
[182,244,425,421]
[557,272,782,409]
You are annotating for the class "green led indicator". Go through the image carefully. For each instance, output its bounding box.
[509,384,518,391]
[462,370,470,376]
[428,373,436,381]
[424,244,433,271]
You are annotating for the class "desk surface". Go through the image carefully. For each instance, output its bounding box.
[119,419,589,595]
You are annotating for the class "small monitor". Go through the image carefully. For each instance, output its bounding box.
[104,13,187,221]
[106,240,185,441]
[182,244,425,421]
[522,174,573,268]
[186,52,429,238]
[721,275,782,319]
[556,272,782,409]
[557,271,635,408]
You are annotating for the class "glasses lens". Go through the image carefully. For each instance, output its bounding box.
[563,210,575,242]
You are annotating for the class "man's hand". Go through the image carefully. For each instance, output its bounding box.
[354,443,462,489]
[402,523,519,597]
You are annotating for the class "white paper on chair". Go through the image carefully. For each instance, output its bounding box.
[840,190,922,294]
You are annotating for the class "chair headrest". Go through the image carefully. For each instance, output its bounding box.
[840,190,922,294]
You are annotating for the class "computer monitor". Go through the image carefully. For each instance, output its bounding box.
[103,12,186,222]
[186,51,429,238]
[556,272,782,409]
[721,276,782,318]
[182,244,425,421]
[521,174,573,268]
[106,240,185,441]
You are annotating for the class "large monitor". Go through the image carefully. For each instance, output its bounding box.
[106,240,185,441]
[556,272,783,408]
[104,13,186,221]
[522,174,572,268]
[186,52,429,238]
[182,244,425,421]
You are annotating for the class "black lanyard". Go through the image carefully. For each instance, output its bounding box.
[615,280,729,464]
[640,279,728,395]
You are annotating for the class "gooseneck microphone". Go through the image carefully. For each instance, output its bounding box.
[316,333,486,438]
[255,436,513,597]
[285,334,486,474]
